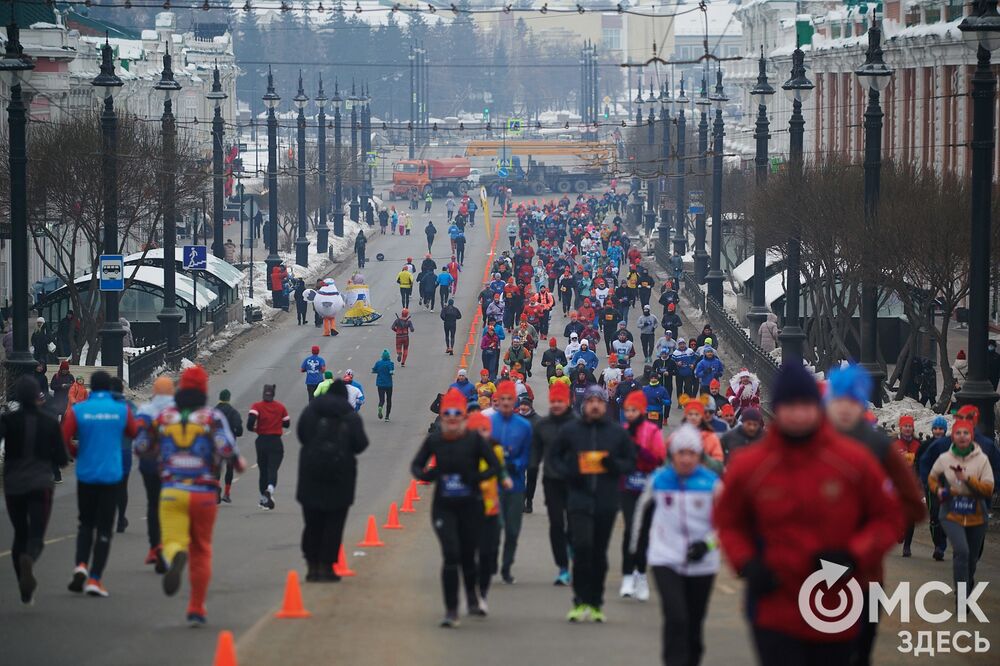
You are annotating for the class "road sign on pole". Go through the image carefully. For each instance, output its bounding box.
[498,167,509,178]
[99,254,124,292]
[688,189,706,215]
[507,118,523,135]
[183,244,208,270]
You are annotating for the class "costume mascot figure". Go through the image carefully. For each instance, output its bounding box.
[341,272,383,326]
[305,278,345,336]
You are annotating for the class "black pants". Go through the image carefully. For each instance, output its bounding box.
[255,436,285,496]
[301,506,349,567]
[620,491,651,574]
[427,237,435,253]
[561,293,572,314]
[927,491,947,552]
[439,285,451,306]
[357,248,366,268]
[377,386,393,417]
[307,384,319,402]
[456,244,465,264]
[652,567,715,666]
[296,301,308,324]
[443,323,457,349]
[641,333,655,359]
[140,470,161,549]
[543,478,571,570]
[75,482,118,579]
[116,472,129,527]
[753,628,854,666]
[400,287,411,309]
[431,498,482,613]
[525,467,539,502]
[215,459,234,489]
[569,503,617,608]
[425,289,437,310]
[5,489,53,579]
[478,514,501,598]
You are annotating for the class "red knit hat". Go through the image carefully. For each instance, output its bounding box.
[953,419,975,435]
[549,381,571,403]
[623,390,647,411]
[495,380,517,399]
[467,411,491,433]
[898,415,915,427]
[956,405,980,425]
[439,388,468,415]
[684,400,705,415]
[179,365,209,394]
[709,379,720,390]
[549,337,557,348]
[311,345,320,354]
[719,404,735,417]
[957,349,967,360]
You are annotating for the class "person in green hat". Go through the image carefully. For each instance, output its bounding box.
[313,371,336,397]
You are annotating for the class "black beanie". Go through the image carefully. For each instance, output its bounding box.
[771,361,820,410]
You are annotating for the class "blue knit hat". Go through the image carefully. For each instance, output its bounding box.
[771,361,821,409]
[932,415,948,431]
[826,364,872,405]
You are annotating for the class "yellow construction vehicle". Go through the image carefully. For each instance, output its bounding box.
[465,140,615,195]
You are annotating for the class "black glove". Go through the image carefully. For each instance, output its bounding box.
[740,557,780,597]
[814,549,856,586]
[686,541,709,562]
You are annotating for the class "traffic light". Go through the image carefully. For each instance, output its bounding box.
[484,107,490,120]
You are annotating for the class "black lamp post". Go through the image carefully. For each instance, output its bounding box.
[706,65,729,304]
[673,77,689,255]
[293,71,310,267]
[747,47,775,341]
[693,75,711,282]
[315,75,329,253]
[154,51,182,354]
[658,84,672,249]
[92,40,125,373]
[363,84,374,227]
[408,45,415,159]
[262,67,282,276]
[332,81,345,238]
[856,19,893,405]
[645,83,657,236]
[1,20,36,379]
[348,82,360,223]
[209,64,227,260]
[958,0,1000,435]
[778,46,814,363]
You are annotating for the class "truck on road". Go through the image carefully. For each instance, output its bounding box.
[390,157,472,199]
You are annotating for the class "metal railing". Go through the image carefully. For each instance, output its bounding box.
[681,271,706,315]
[704,295,780,389]
[165,335,198,370]
[126,344,166,388]
[211,302,228,335]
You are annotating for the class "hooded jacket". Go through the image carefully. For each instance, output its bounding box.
[758,313,780,353]
[552,415,636,513]
[371,351,395,387]
[296,393,369,510]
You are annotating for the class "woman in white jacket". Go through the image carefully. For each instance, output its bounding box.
[631,424,722,666]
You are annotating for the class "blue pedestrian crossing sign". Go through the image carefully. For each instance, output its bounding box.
[99,254,124,292]
[183,244,208,270]
[498,167,509,178]
[507,118,523,135]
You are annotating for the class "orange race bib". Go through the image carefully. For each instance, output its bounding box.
[578,450,609,475]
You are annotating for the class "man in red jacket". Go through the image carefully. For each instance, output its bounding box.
[716,362,902,665]
[247,384,290,510]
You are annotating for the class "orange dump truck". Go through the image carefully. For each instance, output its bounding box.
[390,157,472,199]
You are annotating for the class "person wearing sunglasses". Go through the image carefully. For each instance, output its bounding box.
[411,388,501,628]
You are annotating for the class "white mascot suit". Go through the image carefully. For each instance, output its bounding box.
[305,279,345,336]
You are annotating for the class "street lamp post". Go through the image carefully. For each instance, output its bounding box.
[154,51,182,353]
[0,20,36,379]
[293,71,310,267]
[747,47,775,342]
[856,19,893,406]
[658,85,672,250]
[673,77,689,255]
[408,45,415,159]
[693,75,711,282]
[262,67,282,277]
[645,84,658,236]
[209,65,227,260]
[315,75,329,254]
[778,46,814,363]
[348,83,360,223]
[363,84,374,228]
[706,66,730,305]
[92,40,125,373]
[958,0,1000,435]
[332,82,345,238]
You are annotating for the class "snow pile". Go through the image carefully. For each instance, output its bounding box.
[873,397,942,438]
[199,321,254,358]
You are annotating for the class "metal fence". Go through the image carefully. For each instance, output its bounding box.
[126,344,166,388]
[681,271,706,315]
[165,335,198,370]
[211,302,228,335]
[704,295,780,389]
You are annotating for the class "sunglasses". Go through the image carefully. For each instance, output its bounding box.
[442,408,465,417]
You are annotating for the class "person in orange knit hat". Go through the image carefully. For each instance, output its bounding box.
[411,388,501,627]
[133,365,243,627]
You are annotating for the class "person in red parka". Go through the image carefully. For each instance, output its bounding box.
[715,361,902,666]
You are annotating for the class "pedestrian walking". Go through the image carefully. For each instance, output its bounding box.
[300,345,327,401]
[2,376,68,605]
[553,384,635,622]
[247,384,290,510]
[62,371,140,597]
[396,264,414,309]
[424,191,433,213]
[437,267,454,307]
[411,389,500,627]
[134,366,241,626]
[371,349,395,421]
[214,389,243,504]
[440,299,462,355]
[294,279,308,325]
[391,309,415,366]
[425,220,437,253]
[354,229,367,268]
[296,379,369,583]
[633,423,721,666]
[636,305,658,363]
[135,376,175,573]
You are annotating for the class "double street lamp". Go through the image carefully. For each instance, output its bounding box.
[672,77,689,255]
[778,45,814,363]
[856,20,893,406]
[332,81,345,238]
[315,75,329,253]
[348,83,360,223]
[293,71,310,267]
[693,75,711,282]
[154,50,182,354]
[92,40,126,374]
[957,0,1000,435]
[706,66,729,304]
[208,65,227,260]
[747,47,775,342]
[262,68,282,276]
[0,20,36,379]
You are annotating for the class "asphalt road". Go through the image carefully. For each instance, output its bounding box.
[2,194,998,665]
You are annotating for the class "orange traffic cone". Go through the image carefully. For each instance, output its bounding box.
[275,570,311,619]
[213,630,238,666]
[459,355,468,369]
[401,490,416,514]
[357,515,385,547]
[333,544,356,577]
[407,479,422,502]
[384,502,403,530]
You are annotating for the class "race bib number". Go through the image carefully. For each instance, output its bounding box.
[624,471,648,492]
[648,411,661,422]
[560,286,568,292]
[605,314,614,321]
[578,450,609,475]
[441,473,471,498]
[951,495,978,516]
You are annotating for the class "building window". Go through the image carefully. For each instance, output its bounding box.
[832,23,841,39]
[602,28,621,51]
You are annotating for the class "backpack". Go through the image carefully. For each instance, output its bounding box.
[301,415,353,474]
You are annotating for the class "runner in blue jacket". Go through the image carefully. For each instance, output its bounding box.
[490,380,534,584]
[693,346,724,394]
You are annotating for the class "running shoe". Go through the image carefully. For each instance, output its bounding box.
[523,499,533,514]
[501,570,515,585]
[619,573,635,598]
[554,569,571,586]
[933,548,945,561]
[566,604,590,622]
[186,613,207,628]
[440,612,460,628]
[589,606,606,623]
[144,548,160,566]
[902,547,912,558]
[221,493,232,504]
[634,573,650,602]
[68,564,88,593]
[84,579,109,598]
[163,551,188,597]
[18,554,36,605]
[265,490,276,510]
[377,406,383,419]
[116,517,128,533]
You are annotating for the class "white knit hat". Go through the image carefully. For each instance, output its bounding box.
[670,423,703,455]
